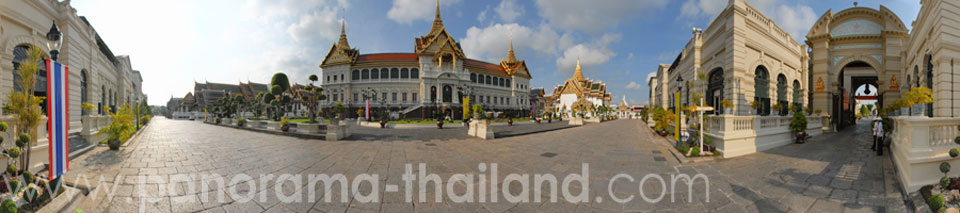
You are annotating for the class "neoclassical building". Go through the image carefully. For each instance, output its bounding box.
[544,59,611,116]
[648,0,809,117]
[806,5,909,129]
[1,0,145,132]
[319,2,532,119]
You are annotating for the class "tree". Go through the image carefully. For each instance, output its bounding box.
[3,46,44,174]
[269,73,291,120]
[303,74,327,123]
[860,105,870,118]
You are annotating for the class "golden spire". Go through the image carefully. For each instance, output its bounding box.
[337,9,350,50]
[505,32,517,63]
[428,0,444,35]
[573,57,585,81]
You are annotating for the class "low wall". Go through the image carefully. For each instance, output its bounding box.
[890,116,960,192]
[706,114,824,158]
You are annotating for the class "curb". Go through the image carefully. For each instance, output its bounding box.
[204,122,326,140]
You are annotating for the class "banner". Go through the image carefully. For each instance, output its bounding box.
[46,59,69,180]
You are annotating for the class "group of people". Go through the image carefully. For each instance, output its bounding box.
[871,118,884,156]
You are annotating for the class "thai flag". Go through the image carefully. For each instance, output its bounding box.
[46,59,69,180]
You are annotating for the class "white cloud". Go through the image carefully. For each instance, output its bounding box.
[495,0,524,23]
[243,0,349,22]
[534,0,668,33]
[555,43,618,76]
[625,81,643,90]
[461,23,573,62]
[387,0,458,24]
[646,72,657,82]
[477,9,487,22]
[772,4,818,42]
[286,7,341,42]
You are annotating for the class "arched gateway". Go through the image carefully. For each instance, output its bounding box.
[806,6,908,130]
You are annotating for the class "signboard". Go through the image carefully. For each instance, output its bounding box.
[46,59,69,180]
[695,106,715,111]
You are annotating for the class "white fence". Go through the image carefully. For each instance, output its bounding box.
[704,114,826,158]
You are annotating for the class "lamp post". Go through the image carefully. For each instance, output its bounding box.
[361,88,377,121]
[676,75,684,142]
[46,21,63,61]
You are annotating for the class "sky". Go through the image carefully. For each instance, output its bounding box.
[69,0,923,106]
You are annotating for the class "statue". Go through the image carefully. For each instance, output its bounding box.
[816,77,825,92]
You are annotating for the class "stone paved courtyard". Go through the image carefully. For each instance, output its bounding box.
[62,117,911,212]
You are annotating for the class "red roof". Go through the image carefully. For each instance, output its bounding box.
[463,59,505,71]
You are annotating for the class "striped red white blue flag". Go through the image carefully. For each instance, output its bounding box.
[45,59,69,180]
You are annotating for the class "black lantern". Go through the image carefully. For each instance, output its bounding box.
[677,75,684,92]
[45,21,63,61]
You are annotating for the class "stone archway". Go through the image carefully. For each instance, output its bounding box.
[834,60,879,130]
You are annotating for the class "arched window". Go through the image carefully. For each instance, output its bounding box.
[505,79,511,88]
[430,86,437,102]
[411,68,419,78]
[914,65,920,88]
[340,74,344,81]
[381,68,389,79]
[478,74,485,84]
[361,69,369,80]
[754,66,770,116]
[926,54,934,117]
[100,85,105,114]
[486,76,492,85]
[401,68,409,78]
[352,70,360,80]
[793,80,802,110]
[391,68,399,78]
[81,70,89,115]
[706,68,724,115]
[370,68,379,79]
[777,74,788,115]
[499,78,505,87]
[471,73,477,83]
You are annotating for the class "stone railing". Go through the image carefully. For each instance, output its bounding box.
[705,114,824,158]
[889,116,960,192]
[81,115,112,143]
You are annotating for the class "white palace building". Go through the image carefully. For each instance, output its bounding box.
[318,2,533,120]
[1,0,146,141]
[648,0,960,192]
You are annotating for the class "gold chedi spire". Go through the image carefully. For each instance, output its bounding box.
[428,0,444,36]
[573,57,585,81]
[337,9,350,50]
[505,33,517,63]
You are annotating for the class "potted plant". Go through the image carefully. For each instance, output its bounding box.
[82,102,96,115]
[771,103,783,116]
[788,104,798,115]
[280,117,290,132]
[357,109,365,121]
[215,116,221,124]
[436,112,445,129]
[720,99,733,114]
[507,117,514,126]
[236,117,246,127]
[749,101,760,115]
[98,105,135,151]
[790,112,808,144]
[473,104,483,120]
[905,86,934,116]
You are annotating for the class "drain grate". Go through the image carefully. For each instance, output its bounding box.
[540,152,558,158]
[654,156,667,162]
[425,143,437,146]
[652,150,662,154]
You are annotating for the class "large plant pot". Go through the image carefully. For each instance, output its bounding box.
[548,118,552,123]
[507,119,513,126]
[658,130,668,137]
[912,104,925,116]
[379,121,387,128]
[281,125,290,132]
[437,121,444,129]
[795,132,806,144]
[108,139,121,150]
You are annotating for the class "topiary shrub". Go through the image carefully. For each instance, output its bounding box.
[951,148,960,158]
[942,176,952,189]
[7,180,20,194]
[23,187,37,203]
[0,199,15,213]
[690,147,700,157]
[5,164,15,176]
[929,193,945,212]
[941,162,952,175]
[20,171,33,185]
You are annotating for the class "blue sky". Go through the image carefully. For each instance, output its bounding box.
[70,0,922,105]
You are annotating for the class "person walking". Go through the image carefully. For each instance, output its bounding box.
[872,118,884,156]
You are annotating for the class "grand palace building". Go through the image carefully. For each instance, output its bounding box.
[1,0,146,132]
[647,0,960,192]
[544,59,611,116]
[318,2,532,120]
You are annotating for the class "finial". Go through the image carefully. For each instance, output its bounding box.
[854,1,858,6]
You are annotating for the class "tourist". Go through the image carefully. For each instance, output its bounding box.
[872,118,883,156]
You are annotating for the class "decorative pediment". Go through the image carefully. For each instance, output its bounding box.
[320,43,358,67]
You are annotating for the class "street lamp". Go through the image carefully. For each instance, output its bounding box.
[45,21,63,61]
